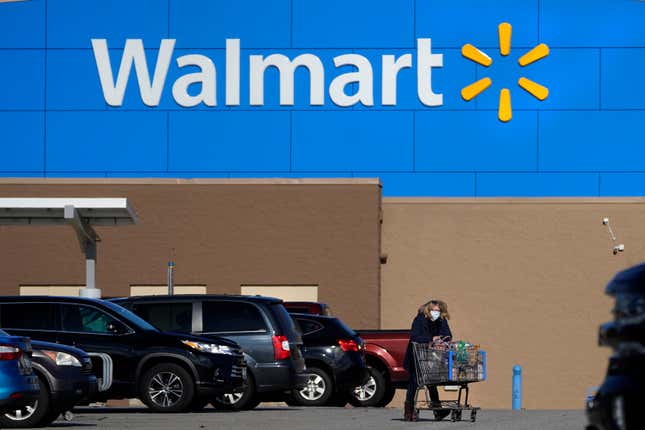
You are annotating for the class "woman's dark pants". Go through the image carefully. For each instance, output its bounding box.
[405,365,440,404]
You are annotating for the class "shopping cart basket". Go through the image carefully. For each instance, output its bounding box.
[411,342,486,422]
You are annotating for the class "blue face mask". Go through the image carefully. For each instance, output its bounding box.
[430,310,441,321]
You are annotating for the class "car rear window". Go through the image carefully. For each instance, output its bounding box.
[0,303,57,330]
[331,318,358,337]
[295,318,324,336]
[271,303,301,340]
[202,301,267,333]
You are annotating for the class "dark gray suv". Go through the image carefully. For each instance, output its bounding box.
[112,295,307,410]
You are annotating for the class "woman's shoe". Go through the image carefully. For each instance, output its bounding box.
[411,407,420,422]
[403,401,414,421]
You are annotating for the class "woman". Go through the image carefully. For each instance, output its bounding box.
[402,300,452,422]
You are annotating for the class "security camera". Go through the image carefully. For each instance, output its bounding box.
[603,217,625,256]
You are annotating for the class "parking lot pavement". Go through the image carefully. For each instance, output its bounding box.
[44,407,586,430]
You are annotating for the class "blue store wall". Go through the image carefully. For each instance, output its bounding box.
[1,0,645,196]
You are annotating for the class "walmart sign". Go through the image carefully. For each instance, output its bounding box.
[1,0,645,197]
[93,38,444,107]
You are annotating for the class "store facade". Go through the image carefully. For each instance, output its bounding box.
[1,0,645,409]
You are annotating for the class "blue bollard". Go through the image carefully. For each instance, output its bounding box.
[512,365,522,410]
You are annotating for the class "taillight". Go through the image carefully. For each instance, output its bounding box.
[0,345,22,361]
[272,335,291,361]
[338,339,360,352]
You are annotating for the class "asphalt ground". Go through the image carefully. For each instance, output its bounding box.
[41,407,586,430]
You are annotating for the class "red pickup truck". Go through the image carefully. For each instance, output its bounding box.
[284,302,410,407]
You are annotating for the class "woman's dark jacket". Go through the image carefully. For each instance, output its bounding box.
[403,312,452,371]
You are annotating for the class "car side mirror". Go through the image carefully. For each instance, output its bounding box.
[107,321,127,334]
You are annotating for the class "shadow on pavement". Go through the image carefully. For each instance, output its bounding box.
[73,407,302,414]
[390,418,443,422]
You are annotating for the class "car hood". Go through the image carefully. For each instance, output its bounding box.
[30,339,90,359]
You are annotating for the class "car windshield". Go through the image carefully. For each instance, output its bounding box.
[101,301,159,332]
[0,329,7,336]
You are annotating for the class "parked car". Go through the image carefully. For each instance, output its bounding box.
[0,331,39,415]
[0,331,97,428]
[288,313,369,406]
[112,295,307,410]
[284,301,410,407]
[586,263,645,430]
[0,296,246,413]
[352,329,409,407]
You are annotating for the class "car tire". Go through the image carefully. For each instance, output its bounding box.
[348,367,387,407]
[290,367,333,407]
[140,363,195,412]
[0,375,58,428]
[211,373,258,411]
[376,385,397,407]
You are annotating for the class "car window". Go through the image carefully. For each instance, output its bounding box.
[60,304,119,334]
[332,318,358,337]
[134,303,192,333]
[296,318,324,336]
[202,301,267,333]
[272,304,301,341]
[0,303,57,330]
[102,300,158,332]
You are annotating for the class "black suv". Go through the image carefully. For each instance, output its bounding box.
[288,314,369,406]
[586,263,645,430]
[112,295,307,410]
[0,297,246,413]
[0,330,97,428]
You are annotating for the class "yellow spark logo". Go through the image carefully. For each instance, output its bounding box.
[460,23,549,122]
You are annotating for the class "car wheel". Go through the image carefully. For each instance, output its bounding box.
[291,367,333,407]
[140,363,195,412]
[376,385,397,407]
[0,375,58,428]
[348,367,386,407]
[211,373,258,410]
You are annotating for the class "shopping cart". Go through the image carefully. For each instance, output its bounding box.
[411,342,486,422]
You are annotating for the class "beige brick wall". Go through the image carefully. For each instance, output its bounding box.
[380,198,644,409]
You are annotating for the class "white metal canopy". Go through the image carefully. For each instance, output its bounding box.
[0,198,137,225]
[0,198,138,298]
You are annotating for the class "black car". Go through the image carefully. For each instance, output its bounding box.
[288,313,369,406]
[586,263,645,430]
[0,296,246,413]
[112,295,307,410]
[0,330,97,428]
